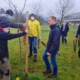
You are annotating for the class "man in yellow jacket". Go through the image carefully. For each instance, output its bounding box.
[28,14,41,61]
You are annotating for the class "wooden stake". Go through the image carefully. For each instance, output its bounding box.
[24,11,29,77]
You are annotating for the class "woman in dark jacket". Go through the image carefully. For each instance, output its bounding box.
[61,21,69,44]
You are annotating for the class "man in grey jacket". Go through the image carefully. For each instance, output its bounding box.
[0,9,27,78]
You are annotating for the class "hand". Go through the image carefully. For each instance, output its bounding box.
[47,52,51,56]
[38,35,41,40]
[23,23,28,28]
[25,28,29,33]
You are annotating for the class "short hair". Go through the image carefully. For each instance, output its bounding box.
[50,16,56,22]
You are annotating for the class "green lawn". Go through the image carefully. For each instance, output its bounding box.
[1,25,80,80]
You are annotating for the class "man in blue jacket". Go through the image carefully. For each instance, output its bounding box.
[0,9,27,78]
[0,21,28,80]
[42,16,61,78]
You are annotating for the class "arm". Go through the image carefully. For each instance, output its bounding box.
[37,22,41,35]
[10,22,23,28]
[67,24,69,32]
[61,25,63,34]
[0,32,26,40]
[76,25,80,38]
[48,29,61,54]
[37,22,41,48]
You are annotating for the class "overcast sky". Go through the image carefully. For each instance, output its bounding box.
[0,0,80,16]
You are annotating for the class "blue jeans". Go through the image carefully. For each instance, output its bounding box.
[28,37,37,55]
[43,48,58,75]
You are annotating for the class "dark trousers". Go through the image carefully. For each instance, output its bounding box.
[62,33,67,43]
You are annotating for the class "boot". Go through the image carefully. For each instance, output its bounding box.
[28,53,32,57]
[48,74,58,78]
[34,55,37,61]
[43,70,52,74]
[0,75,3,79]
[62,38,64,43]
[65,39,67,44]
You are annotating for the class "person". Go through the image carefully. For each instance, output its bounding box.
[0,9,27,78]
[75,25,80,58]
[42,16,61,78]
[76,25,80,38]
[61,20,69,44]
[28,14,41,61]
[0,21,28,80]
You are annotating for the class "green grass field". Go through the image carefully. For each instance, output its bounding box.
[1,25,80,80]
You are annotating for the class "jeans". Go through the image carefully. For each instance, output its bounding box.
[43,48,58,75]
[28,37,37,55]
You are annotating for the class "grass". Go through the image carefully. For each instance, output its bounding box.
[1,25,80,80]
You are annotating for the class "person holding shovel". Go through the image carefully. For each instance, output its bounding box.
[28,14,41,61]
[42,16,61,79]
[0,21,28,80]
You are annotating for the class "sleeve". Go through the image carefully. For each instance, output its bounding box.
[76,25,80,38]
[48,29,60,54]
[61,25,63,34]
[37,22,41,35]
[67,24,69,32]
[9,21,24,28]
[0,32,26,40]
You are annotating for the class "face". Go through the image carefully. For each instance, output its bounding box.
[30,16,35,21]
[48,17,56,26]
[3,27,10,33]
[6,14,13,20]
[63,20,67,24]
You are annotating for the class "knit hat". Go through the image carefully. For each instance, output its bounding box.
[5,9,14,16]
[30,13,35,17]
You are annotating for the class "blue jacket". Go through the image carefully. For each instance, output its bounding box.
[47,24,61,54]
[0,28,26,61]
[76,25,80,38]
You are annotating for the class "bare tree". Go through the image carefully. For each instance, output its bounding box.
[30,0,43,16]
[4,0,27,22]
[55,0,75,25]
[47,9,54,17]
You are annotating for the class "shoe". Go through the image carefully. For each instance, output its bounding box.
[34,55,37,61]
[0,75,3,79]
[43,70,52,74]
[28,54,32,57]
[48,74,58,78]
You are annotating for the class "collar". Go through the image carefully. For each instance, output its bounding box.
[50,24,57,30]
[0,27,4,32]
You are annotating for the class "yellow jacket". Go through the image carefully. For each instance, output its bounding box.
[28,20,41,37]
